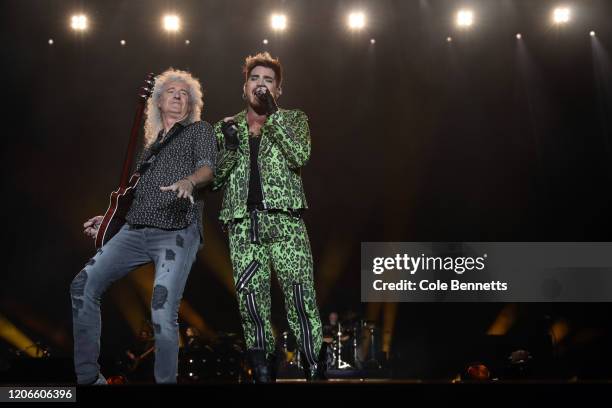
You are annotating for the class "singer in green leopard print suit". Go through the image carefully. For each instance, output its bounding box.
[212,52,325,382]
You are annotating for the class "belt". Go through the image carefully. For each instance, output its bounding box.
[246,206,303,244]
[128,224,148,230]
[247,204,302,218]
[247,202,266,212]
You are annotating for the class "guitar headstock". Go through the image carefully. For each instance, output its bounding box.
[139,72,156,101]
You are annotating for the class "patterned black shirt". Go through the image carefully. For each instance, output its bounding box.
[125,120,217,243]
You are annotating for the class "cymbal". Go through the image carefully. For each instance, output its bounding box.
[361,320,377,329]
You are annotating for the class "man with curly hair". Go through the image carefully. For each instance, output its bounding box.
[71,69,216,384]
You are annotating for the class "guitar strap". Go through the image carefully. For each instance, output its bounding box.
[135,124,189,176]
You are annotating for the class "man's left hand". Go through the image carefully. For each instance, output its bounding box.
[160,178,195,204]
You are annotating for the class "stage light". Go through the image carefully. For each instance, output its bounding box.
[553,7,571,24]
[465,362,490,381]
[487,304,517,335]
[271,14,287,31]
[590,30,596,37]
[516,33,522,39]
[456,9,474,28]
[48,38,54,45]
[107,376,126,385]
[163,14,180,32]
[551,319,570,343]
[71,14,88,31]
[348,12,366,30]
[263,38,269,45]
[446,36,453,43]
[370,38,376,44]
[185,39,190,45]
[0,314,39,357]
[506,349,533,379]
[120,40,126,46]
[509,349,532,365]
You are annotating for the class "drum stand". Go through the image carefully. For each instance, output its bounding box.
[334,323,353,370]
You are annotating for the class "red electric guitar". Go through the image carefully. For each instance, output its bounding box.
[94,74,156,249]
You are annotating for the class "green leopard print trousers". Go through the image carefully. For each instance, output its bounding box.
[227,210,322,365]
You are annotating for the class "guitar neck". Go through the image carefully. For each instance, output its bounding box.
[118,100,147,188]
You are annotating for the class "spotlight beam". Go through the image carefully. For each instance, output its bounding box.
[271,14,287,31]
[348,11,366,30]
[70,14,88,31]
[456,9,474,28]
[163,14,181,32]
[553,7,571,25]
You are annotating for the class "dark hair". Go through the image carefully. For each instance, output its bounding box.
[243,52,283,85]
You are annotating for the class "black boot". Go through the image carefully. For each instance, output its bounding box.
[303,343,331,381]
[247,349,272,383]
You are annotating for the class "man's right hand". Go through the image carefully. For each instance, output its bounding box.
[255,86,278,115]
[83,215,104,239]
[221,118,240,151]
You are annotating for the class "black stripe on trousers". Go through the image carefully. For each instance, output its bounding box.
[236,260,260,292]
[245,291,265,351]
[293,283,316,366]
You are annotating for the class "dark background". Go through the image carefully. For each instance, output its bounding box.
[2,0,612,380]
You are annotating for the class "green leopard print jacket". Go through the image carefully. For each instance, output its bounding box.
[212,109,311,223]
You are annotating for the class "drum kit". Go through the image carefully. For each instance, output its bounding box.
[112,317,383,382]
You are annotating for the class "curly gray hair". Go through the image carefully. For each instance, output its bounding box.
[144,68,203,147]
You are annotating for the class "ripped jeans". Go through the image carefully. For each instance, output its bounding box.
[70,222,199,384]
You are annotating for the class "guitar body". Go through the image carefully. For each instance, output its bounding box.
[95,173,140,249]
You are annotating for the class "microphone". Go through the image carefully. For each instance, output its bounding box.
[254,86,278,114]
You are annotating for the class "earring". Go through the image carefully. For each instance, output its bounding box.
[242,92,247,100]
